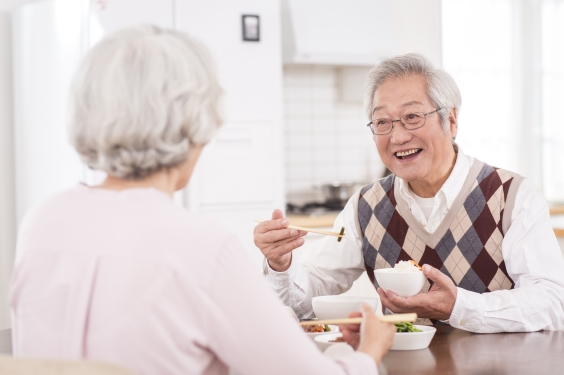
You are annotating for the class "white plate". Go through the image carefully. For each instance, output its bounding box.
[314,332,350,352]
[305,325,339,341]
[390,325,436,350]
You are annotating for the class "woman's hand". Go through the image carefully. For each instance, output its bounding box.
[340,304,396,365]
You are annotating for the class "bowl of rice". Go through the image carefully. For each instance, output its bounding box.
[374,261,426,297]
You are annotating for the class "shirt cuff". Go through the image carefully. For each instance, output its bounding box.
[449,287,486,331]
[263,256,299,289]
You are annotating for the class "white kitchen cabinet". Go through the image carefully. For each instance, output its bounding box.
[175,0,284,122]
[191,121,278,208]
[176,0,285,264]
[94,0,174,34]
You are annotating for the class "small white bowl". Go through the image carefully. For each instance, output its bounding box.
[312,295,379,320]
[304,325,339,341]
[390,325,436,350]
[314,333,351,352]
[323,342,354,359]
[374,268,426,297]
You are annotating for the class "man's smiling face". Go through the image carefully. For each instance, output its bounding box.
[372,75,457,189]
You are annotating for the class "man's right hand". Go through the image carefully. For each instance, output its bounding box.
[253,209,307,272]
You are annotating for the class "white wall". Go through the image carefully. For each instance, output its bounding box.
[284,65,385,205]
[390,0,443,68]
[0,0,38,331]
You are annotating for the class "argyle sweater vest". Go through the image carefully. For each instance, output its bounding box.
[358,160,523,308]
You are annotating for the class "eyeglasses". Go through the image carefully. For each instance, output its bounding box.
[366,108,441,135]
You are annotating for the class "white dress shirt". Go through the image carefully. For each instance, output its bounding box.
[265,149,564,333]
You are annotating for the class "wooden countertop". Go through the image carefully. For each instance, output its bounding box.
[289,207,564,236]
[549,206,564,215]
[551,206,564,237]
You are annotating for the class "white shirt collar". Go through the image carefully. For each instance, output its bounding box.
[397,146,473,209]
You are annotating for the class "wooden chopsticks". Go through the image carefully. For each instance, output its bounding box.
[299,313,417,326]
[254,218,345,239]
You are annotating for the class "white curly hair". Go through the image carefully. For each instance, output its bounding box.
[68,24,224,179]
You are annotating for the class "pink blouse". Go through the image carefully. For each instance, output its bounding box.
[9,185,377,375]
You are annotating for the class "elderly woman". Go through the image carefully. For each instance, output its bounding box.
[9,26,395,375]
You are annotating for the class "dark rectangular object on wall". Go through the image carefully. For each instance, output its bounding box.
[242,15,260,41]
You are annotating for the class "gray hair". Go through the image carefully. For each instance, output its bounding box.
[364,53,461,131]
[68,25,224,179]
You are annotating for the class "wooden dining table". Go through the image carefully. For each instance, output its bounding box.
[380,326,564,374]
[1,326,563,374]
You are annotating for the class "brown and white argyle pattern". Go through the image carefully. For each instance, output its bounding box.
[358,163,518,298]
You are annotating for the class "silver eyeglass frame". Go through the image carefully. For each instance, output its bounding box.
[367,108,441,135]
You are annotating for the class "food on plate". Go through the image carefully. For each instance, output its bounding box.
[303,324,331,333]
[394,322,422,333]
[329,336,345,342]
[392,260,422,273]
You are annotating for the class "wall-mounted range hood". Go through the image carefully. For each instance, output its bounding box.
[282,0,396,66]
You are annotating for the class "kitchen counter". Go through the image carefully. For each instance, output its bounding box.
[289,207,564,237]
[550,206,564,237]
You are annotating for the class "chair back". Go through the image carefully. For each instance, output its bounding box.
[0,357,134,375]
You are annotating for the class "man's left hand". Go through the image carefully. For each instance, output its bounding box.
[377,264,458,321]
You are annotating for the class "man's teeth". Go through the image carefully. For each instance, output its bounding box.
[396,149,420,157]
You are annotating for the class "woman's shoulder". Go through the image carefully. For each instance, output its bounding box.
[19,185,85,229]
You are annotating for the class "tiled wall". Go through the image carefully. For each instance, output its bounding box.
[283,65,385,205]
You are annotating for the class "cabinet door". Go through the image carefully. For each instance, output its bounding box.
[176,0,284,209]
[92,0,174,35]
[194,122,278,207]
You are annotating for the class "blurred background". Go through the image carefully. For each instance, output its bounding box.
[0,0,563,329]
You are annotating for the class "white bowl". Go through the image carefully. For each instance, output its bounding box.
[374,268,426,297]
[312,295,379,320]
[323,343,354,359]
[314,333,352,352]
[390,325,436,350]
[304,325,339,341]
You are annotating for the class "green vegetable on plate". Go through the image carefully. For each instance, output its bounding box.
[394,322,422,333]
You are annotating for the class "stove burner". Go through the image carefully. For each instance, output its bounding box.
[286,199,345,214]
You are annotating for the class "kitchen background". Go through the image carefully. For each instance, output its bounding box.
[0,0,563,330]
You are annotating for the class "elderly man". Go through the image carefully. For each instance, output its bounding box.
[254,53,564,333]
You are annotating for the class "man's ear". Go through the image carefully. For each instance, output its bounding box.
[449,107,458,139]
